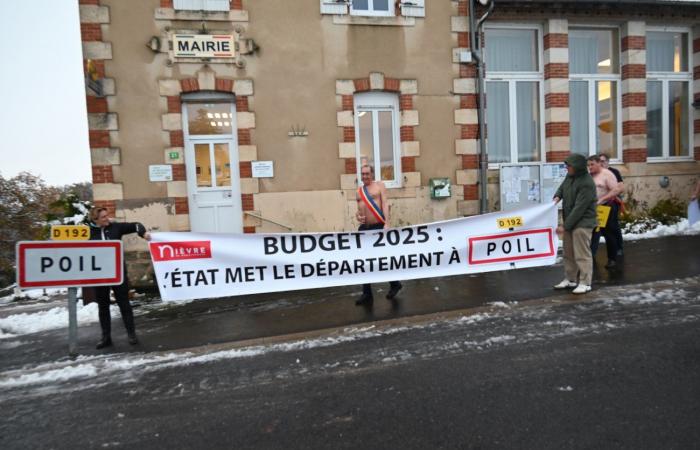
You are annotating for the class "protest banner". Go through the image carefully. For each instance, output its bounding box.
[149,203,559,302]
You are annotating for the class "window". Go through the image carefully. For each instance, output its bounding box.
[173,0,230,12]
[484,26,544,164]
[569,28,620,159]
[646,29,692,160]
[354,92,401,188]
[351,0,393,17]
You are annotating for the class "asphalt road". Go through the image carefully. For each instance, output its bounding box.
[2,277,699,449]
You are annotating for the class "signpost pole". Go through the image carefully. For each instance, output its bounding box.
[68,287,78,357]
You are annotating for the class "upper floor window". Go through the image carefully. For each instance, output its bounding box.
[646,29,692,160]
[354,92,402,188]
[569,28,620,159]
[173,0,230,12]
[484,26,543,164]
[351,0,393,17]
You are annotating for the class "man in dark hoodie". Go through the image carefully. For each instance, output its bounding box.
[552,153,597,294]
[89,207,151,349]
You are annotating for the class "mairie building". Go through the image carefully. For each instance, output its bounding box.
[78,0,700,286]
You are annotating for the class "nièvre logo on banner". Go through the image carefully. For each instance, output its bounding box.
[150,241,212,262]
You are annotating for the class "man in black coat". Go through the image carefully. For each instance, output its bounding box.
[89,207,151,349]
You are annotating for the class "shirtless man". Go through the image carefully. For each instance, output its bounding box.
[587,155,623,269]
[355,165,402,305]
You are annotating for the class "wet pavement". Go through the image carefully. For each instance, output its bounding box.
[2,234,698,370]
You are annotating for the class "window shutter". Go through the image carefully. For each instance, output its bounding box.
[173,0,230,12]
[399,0,425,17]
[320,0,349,15]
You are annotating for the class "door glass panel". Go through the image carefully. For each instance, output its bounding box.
[596,81,617,156]
[378,111,395,181]
[570,81,589,155]
[187,103,233,135]
[195,143,212,187]
[358,110,375,171]
[669,81,689,157]
[214,143,231,186]
[516,81,540,162]
[646,81,663,157]
[485,81,510,163]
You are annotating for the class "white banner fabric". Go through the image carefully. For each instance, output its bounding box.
[149,203,559,302]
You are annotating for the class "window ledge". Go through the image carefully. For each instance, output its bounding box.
[155,7,248,22]
[333,15,415,26]
[646,157,695,163]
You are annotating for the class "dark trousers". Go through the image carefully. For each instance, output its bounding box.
[359,223,400,295]
[591,201,620,262]
[95,281,135,338]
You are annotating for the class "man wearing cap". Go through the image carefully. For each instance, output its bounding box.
[552,153,598,294]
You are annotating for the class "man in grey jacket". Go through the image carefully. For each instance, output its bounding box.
[552,153,598,294]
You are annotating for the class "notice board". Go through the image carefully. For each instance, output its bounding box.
[500,163,567,211]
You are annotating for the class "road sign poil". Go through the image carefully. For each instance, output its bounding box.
[16,241,123,289]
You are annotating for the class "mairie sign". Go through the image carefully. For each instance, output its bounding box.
[173,34,235,58]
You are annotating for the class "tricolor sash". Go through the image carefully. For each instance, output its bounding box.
[358,185,386,224]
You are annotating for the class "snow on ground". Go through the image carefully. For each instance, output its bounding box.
[0,302,104,338]
[622,218,700,241]
[1,276,698,393]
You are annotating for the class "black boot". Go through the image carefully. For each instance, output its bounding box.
[96,336,113,349]
[386,282,403,300]
[127,332,138,345]
[355,292,374,305]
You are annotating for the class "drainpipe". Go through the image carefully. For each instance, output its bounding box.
[468,0,495,214]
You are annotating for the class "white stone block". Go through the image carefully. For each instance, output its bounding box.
[626,106,647,121]
[171,214,191,232]
[545,78,568,94]
[624,21,646,38]
[91,147,120,166]
[339,142,356,158]
[102,78,116,96]
[623,134,647,149]
[545,107,570,123]
[451,16,468,32]
[159,80,181,96]
[234,79,254,96]
[240,178,260,194]
[454,78,476,94]
[401,110,420,127]
[401,141,420,157]
[239,145,257,161]
[340,174,358,190]
[622,78,646,94]
[546,136,570,152]
[454,109,478,125]
[82,42,112,60]
[455,139,478,155]
[403,172,421,188]
[622,49,646,65]
[337,111,354,127]
[456,169,478,185]
[400,79,418,95]
[93,183,124,201]
[370,72,385,91]
[197,70,216,91]
[544,48,568,64]
[336,80,356,95]
[545,19,568,35]
[236,112,256,129]
[161,113,182,131]
[166,181,188,197]
[79,5,109,23]
[88,113,118,131]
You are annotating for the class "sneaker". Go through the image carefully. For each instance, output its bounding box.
[572,284,591,294]
[96,337,113,349]
[386,282,403,300]
[355,293,373,305]
[554,279,577,289]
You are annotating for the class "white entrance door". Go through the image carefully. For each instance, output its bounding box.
[183,101,242,233]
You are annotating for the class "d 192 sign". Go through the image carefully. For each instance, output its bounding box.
[16,241,123,289]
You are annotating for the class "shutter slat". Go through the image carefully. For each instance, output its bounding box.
[400,0,425,17]
[320,0,348,15]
